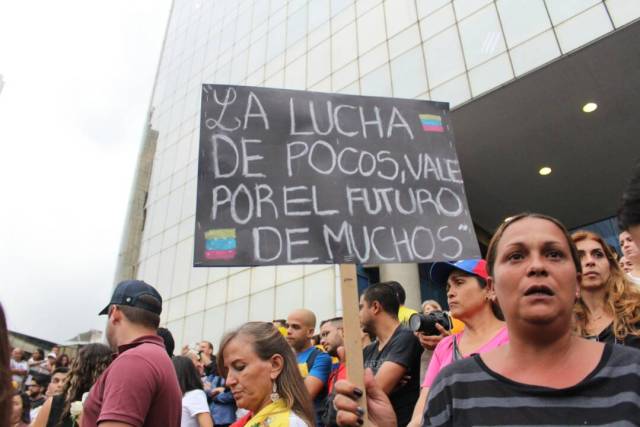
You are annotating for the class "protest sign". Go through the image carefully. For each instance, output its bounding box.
[194,84,479,267]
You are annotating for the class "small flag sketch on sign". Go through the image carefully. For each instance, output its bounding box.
[204,228,237,260]
[419,114,444,133]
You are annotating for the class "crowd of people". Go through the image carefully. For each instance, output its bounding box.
[1,162,639,426]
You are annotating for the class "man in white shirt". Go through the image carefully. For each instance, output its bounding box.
[10,347,29,389]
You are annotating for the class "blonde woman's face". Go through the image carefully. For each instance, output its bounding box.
[223,336,277,414]
[576,238,610,290]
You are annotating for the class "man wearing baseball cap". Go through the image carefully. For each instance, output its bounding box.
[82,280,181,427]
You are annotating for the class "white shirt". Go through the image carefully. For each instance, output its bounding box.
[10,359,28,387]
[627,272,640,286]
[181,389,210,427]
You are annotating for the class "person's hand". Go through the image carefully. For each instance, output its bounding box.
[416,323,450,351]
[211,387,224,397]
[334,368,397,427]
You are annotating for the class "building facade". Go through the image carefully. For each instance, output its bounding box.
[121,0,640,349]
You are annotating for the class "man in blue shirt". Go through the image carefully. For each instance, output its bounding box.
[287,308,332,426]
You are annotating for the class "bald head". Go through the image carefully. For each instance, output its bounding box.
[286,309,317,352]
[289,309,316,328]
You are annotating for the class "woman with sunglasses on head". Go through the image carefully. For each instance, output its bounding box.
[572,230,640,348]
[332,213,640,426]
[218,322,314,426]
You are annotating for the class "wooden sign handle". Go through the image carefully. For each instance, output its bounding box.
[340,264,372,427]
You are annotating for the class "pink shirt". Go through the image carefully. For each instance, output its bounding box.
[422,325,509,388]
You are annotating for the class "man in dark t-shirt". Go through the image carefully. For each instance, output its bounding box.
[360,282,423,426]
[83,280,182,427]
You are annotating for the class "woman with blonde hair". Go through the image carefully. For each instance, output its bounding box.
[31,343,113,427]
[572,230,640,347]
[218,322,314,426]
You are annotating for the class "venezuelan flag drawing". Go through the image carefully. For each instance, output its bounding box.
[419,114,445,132]
[204,228,237,260]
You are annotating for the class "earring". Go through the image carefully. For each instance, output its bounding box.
[270,381,280,402]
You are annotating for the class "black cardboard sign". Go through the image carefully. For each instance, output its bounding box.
[194,85,480,266]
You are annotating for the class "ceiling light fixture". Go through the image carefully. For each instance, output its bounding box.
[582,102,597,113]
[539,166,552,176]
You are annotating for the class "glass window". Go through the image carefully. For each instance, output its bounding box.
[423,26,466,87]
[142,253,160,286]
[231,49,249,81]
[203,306,226,349]
[225,297,249,330]
[309,0,331,30]
[391,46,428,98]
[285,55,307,90]
[420,3,455,40]
[544,0,600,25]
[417,0,450,19]
[275,279,304,319]
[249,288,276,321]
[253,0,270,27]
[248,35,267,74]
[190,263,209,290]
[186,287,206,315]
[180,179,197,220]
[205,279,228,309]
[163,224,180,250]
[389,24,421,59]
[509,30,560,76]
[267,22,287,61]
[307,40,331,86]
[384,0,418,37]
[555,4,613,53]
[266,54,285,78]
[250,266,277,293]
[265,69,285,88]
[361,64,392,97]
[359,42,389,75]
[332,3,356,32]
[276,265,305,284]
[287,4,308,47]
[332,0,353,16]
[468,53,513,96]
[310,77,332,92]
[308,22,331,49]
[166,319,184,349]
[358,5,387,54]
[303,270,336,321]
[332,61,359,90]
[159,245,177,298]
[458,4,506,68]
[453,0,492,19]
[287,38,308,65]
[246,66,265,86]
[332,22,358,71]
[430,73,471,108]
[337,81,361,95]
[183,312,204,347]
[357,0,382,16]
[497,0,551,48]
[228,269,252,301]
[606,0,640,27]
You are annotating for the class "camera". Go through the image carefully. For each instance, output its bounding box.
[409,310,452,335]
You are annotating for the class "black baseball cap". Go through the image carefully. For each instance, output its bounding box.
[99,280,163,315]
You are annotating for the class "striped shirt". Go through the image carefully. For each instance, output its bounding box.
[423,343,640,426]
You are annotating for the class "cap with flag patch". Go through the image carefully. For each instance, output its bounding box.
[429,259,488,286]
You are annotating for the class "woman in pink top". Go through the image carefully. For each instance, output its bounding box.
[408,259,508,427]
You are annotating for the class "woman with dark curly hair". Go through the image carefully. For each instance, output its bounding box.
[572,230,640,348]
[31,343,113,427]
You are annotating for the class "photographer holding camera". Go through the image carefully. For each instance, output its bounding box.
[407,259,507,427]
